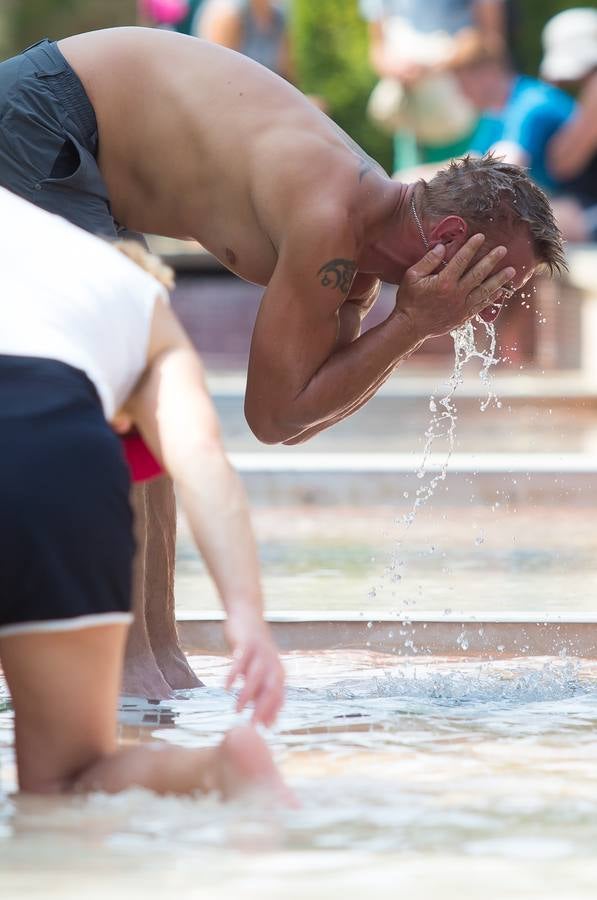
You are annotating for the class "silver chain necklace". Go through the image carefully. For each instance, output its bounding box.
[410,195,429,251]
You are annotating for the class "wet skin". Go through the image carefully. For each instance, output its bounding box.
[58,27,518,443]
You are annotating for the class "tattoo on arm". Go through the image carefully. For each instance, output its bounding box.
[317,259,357,294]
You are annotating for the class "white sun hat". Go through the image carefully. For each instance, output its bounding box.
[540,7,597,82]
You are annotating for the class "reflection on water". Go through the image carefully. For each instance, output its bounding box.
[2,651,597,898]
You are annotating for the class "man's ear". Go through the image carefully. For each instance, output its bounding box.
[428,216,468,256]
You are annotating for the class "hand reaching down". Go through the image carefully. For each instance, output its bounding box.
[225,618,285,727]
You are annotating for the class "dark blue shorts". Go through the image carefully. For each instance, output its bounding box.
[0,357,135,637]
[0,38,139,239]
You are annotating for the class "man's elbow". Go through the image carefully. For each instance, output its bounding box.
[244,401,298,445]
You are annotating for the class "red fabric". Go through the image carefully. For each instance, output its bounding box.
[122,433,164,482]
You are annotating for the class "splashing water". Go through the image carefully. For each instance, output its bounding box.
[402,317,500,527]
[372,316,501,606]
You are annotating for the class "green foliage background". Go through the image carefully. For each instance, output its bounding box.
[0,0,581,170]
[291,0,392,171]
[0,0,136,57]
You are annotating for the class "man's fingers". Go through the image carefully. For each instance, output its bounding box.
[468,266,516,313]
[442,233,486,280]
[406,243,446,280]
[459,244,508,295]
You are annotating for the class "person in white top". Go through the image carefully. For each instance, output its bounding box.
[0,187,288,799]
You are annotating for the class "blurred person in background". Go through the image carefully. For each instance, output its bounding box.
[199,0,292,81]
[137,0,191,30]
[175,0,208,35]
[0,186,286,798]
[360,0,506,172]
[539,7,597,243]
[459,51,576,196]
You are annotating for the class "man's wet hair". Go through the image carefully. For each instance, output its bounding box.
[420,154,567,276]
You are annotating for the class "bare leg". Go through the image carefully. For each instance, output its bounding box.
[0,628,288,801]
[143,476,202,690]
[122,481,175,700]
[75,725,289,800]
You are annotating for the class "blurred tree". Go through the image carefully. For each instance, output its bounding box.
[291,0,392,172]
[2,0,136,57]
[511,0,577,76]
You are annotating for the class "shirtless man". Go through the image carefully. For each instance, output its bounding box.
[0,28,565,699]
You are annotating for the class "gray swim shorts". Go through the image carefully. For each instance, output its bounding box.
[0,39,120,237]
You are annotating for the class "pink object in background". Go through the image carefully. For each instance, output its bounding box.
[140,0,189,25]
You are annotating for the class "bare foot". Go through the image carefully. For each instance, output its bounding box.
[216,726,297,806]
[121,656,175,701]
[151,643,204,691]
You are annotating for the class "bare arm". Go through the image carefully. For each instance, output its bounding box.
[442,1,506,70]
[547,74,597,180]
[367,21,428,84]
[245,217,420,444]
[199,0,243,48]
[125,297,283,725]
[244,215,515,445]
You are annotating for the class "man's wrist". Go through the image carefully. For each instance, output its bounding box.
[389,308,425,349]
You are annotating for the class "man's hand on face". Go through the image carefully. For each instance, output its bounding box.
[394,234,516,340]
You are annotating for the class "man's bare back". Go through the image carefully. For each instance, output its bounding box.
[59,27,383,287]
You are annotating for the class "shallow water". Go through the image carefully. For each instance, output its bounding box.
[2,651,597,898]
[175,505,597,613]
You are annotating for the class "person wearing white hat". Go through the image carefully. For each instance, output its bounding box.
[540,7,597,84]
[540,8,597,242]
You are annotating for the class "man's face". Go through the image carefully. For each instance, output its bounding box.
[469,228,538,324]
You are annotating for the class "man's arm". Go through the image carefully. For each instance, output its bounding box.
[336,272,382,347]
[244,219,515,445]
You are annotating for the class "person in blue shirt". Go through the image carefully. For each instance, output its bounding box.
[461,55,575,194]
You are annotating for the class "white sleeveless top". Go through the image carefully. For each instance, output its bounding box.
[0,187,165,420]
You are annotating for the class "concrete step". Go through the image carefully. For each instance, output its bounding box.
[177,611,597,658]
[229,451,597,506]
[209,377,597,456]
